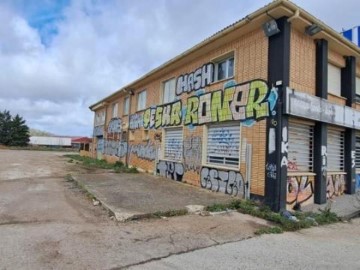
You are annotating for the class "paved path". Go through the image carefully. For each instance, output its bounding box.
[130,218,360,270]
[0,150,269,269]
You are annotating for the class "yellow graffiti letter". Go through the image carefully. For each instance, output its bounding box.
[155,106,163,129]
[170,101,182,126]
[246,80,269,120]
[185,96,199,125]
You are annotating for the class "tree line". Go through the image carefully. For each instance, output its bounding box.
[0,110,30,146]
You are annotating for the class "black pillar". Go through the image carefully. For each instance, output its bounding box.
[265,17,290,212]
[342,56,356,194]
[314,39,328,204]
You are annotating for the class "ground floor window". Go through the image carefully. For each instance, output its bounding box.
[287,121,314,172]
[164,127,183,161]
[206,122,240,168]
[327,128,345,171]
[356,134,360,169]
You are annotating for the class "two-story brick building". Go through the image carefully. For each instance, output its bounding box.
[89,0,360,211]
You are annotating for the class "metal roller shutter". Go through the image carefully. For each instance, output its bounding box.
[356,134,360,169]
[327,128,345,171]
[288,122,314,172]
[206,123,240,168]
[164,128,183,161]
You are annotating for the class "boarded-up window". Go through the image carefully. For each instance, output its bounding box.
[288,122,314,172]
[164,128,183,161]
[327,128,345,171]
[328,63,341,96]
[206,123,240,168]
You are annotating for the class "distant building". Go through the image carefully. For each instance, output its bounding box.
[30,136,74,148]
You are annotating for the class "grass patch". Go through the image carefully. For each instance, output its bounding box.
[63,154,138,173]
[255,226,283,235]
[205,199,340,235]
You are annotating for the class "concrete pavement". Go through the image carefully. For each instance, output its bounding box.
[71,173,235,221]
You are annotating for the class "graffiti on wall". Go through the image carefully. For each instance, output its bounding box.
[129,113,144,130]
[176,63,214,95]
[156,160,184,181]
[209,128,237,156]
[129,142,157,161]
[280,126,288,167]
[266,163,276,180]
[356,174,360,191]
[93,125,104,137]
[107,118,122,133]
[200,167,245,196]
[164,137,183,161]
[327,174,346,199]
[129,80,277,130]
[183,136,202,173]
[143,100,182,129]
[286,176,314,207]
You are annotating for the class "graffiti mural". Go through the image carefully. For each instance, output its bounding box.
[176,63,214,95]
[200,167,245,197]
[265,163,276,180]
[93,125,104,137]
[143,100,182,129]
[129,142,156,161]
[280,126,288,167]
[286,176,314,207]
[129,113,144,130]
[183,136,202,173]
[107,118,122,133]
[327,174,346,199]
[129,79,277,130]
[156,160,184,181]
[356,174,360,191]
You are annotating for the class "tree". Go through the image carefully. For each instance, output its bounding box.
[0,111,30,146]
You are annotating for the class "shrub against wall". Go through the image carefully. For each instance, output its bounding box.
[0,110,30,146]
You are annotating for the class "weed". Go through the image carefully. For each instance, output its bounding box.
[255,226,283,235]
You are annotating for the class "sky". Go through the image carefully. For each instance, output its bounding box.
[0,0,359,136]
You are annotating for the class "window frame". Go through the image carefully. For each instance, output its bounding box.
[328,63,342,96]
[111,102,118,118]
[162,78,176,104]
[204,122,241,169]
[163,127,184,162]
[213,53,235,82]
[137,90,147,111]
[123,96,130,115]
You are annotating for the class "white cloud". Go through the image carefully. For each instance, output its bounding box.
[0,0,359,135]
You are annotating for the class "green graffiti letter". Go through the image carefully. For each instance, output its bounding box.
[170,101,182,126]
[230,84,249,120]
[162,104,171,126]
[246,80,269,120]
[211,88,234,122]
[143,109,151,129]
[155,106,163,129]
[185,96,199,125]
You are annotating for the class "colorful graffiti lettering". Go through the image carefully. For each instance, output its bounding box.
[156,160,184,181]
[103,140,156,161]
[93,125,104,137]
[143,100,182,129]
[183,136,202,173]
[327,174,346,199]
[184,80,277,127]
[129,113,144,130]
[286,176,314,207]
[287,161,298,171]
[200,167,245,197]
[176,63,214,95]
[107,118,122,133]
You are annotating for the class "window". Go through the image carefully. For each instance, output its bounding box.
[164,128,183,161]
[327,128,345,171]
[328,63,341,96]
[123,97,129,115]
[206,123,240,168]
[215,55,234,81]
[356,77,360,102]
[111,103,118,118]
[163,78,176,103]
[287,122,314,172]
[137,90,147,111]
[95,110,105,126]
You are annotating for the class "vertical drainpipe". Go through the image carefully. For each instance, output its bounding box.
[265,16,291,212]
[125,90,134,167]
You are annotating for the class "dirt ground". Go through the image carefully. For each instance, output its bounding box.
[0,150,270,269]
